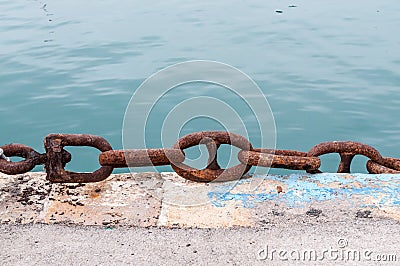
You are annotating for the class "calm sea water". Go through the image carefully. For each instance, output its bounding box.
[1,0,400,174]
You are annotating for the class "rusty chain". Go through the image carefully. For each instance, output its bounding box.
[1,131,400,183]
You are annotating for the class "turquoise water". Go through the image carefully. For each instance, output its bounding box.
[1,1,400,174]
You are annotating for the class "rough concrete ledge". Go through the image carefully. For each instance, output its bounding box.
[1,172,400,228]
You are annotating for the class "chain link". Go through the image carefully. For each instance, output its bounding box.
[0,148,10,162]
[1,131,399,183]
[238,148,321,171]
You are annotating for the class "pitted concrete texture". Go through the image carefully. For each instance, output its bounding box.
[43,173,162,226]
[2,221,400,265]
[1,172,163,226]
[1,172,400,228]
[0,173,51,224]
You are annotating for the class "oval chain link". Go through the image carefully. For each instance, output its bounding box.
[1,132,400,183]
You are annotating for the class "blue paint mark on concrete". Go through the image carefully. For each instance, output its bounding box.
[207,174,400,208]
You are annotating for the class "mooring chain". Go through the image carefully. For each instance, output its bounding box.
[0,148,10,162]
[1,131,400,183]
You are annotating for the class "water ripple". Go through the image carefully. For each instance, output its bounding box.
[1,0,400,172]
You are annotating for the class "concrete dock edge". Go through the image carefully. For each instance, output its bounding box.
[1,172,400,228]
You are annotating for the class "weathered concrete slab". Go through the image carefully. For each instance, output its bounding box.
[1,172,163,227]
[0,173,51,224]
[1,172,400,228]
[206,173,400,225]
[42,173,162,226]
[158,173,255,227]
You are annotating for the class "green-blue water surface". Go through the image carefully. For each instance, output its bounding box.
[1,1,400,174]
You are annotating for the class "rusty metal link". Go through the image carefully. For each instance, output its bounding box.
[2,131,400,183]
[0,144,42,175]
[99,149,185,167]
[0,143,71,175]
[367,158,400,174]
[170,131,252,182]
[0,148,11,162]
[306,141,384,173]
[44,134,113,183]
[238,148,321,170]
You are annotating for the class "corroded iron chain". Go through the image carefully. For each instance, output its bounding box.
[1,131,399,183]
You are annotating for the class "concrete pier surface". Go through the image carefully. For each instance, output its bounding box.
[2,221,400,265]
[1,172,400,227]
[1,172,400,264]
